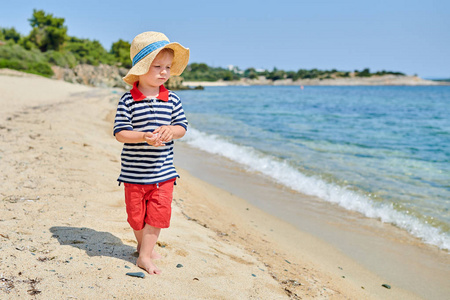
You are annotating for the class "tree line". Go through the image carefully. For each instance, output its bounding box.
[0,9,405,80]
[183,64,405,82]
[0,9,131,77]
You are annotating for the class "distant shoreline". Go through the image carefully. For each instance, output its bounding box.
[2,68,447,91]
[183,75,449,87]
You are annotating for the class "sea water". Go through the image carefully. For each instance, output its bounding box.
[176,86,450,250]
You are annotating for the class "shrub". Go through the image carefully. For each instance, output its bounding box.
[44,50,77,68]
[0,43,54,77]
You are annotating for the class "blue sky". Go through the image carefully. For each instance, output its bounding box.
[2,0,449,78]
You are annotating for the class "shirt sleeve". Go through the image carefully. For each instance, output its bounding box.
[113,93,133,135]
[170,92,188,131]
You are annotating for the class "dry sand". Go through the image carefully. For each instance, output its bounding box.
[0,69,437,299]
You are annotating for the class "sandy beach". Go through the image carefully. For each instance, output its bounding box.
[0,70,448,299]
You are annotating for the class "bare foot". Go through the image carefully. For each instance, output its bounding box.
[137,257,161,275]
[151,250,162,260]
[134,248,161,260]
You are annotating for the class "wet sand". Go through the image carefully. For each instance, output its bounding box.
[175,142,450,300]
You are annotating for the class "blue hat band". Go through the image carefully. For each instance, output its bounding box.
[132,40,170,67]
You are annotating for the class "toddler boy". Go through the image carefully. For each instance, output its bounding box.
[113,31,189,274]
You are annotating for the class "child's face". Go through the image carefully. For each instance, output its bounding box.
[139,50,174,88]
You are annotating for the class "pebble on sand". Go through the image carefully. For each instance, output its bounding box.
[126,272,145,278]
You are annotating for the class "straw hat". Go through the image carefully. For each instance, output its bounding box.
[123,31,190,85]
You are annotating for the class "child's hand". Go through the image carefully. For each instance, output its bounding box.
[153,126,174,143]
[143,132,165,147]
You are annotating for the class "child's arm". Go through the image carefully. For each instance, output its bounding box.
[115,130,164,147]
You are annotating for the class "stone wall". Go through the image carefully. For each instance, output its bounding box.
[51,64,189,90]
[52,64,130,89]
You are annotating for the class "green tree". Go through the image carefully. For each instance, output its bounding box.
[111,39,131,68]
[267,67,286,80]
[357,68,371,77]
[244,68,258,79]
[66,37,114,65]
[222,70,234,81]
[296,69,309,79]
[286,71,299,81]
[189,63,209,72]
[0,27,22,43]
[305,69,320,79]
[27,9,68,52]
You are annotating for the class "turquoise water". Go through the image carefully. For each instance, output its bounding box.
[177,86,450,250]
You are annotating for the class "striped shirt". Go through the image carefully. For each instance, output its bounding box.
[113,83,188,184]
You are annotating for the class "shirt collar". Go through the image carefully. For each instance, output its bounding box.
[130,82,169,102]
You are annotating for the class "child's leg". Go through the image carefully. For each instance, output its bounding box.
[124,182,164,260]
[136,224,162,274]
[138,178,175,260]
[133,228,162,259]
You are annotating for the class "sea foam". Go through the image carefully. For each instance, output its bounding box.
[183,128,450,251]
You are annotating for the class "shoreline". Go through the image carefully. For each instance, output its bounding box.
[0,71,448,299]
[175,141,450,300]
[183,74,447,87]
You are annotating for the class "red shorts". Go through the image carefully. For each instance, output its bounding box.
[123,178,176,230]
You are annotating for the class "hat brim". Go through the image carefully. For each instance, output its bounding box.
[123,42,190,86]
